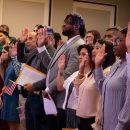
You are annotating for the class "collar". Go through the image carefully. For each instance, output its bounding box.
[66,35,80,45]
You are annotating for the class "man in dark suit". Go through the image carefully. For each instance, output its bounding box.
[25,13,86,129]
[17,28,54,130]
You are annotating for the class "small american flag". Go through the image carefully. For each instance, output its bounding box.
[4,80,17,96]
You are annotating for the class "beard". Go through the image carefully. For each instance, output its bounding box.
[62,31,71,36]
[62,28,74,36]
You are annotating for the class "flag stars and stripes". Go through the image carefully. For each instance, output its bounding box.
[4,80,17,96]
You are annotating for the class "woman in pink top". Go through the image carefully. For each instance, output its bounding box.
[74,45,99,130]
[57,44,93,128]
[75,39,115,130]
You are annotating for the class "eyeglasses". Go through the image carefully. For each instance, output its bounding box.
[112,38,124,46]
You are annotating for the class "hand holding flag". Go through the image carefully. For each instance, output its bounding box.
[3,80,17,96]
[0,80,17,110]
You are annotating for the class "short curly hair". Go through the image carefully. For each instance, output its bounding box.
[64,13,86,38]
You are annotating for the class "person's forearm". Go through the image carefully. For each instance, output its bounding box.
[37,46,52,68]
[73,76,85,95]
[57,70,65,91]
[94,67,104,92]
[17,42,27,62]
[95,63,102,68]
[33,78,46,91]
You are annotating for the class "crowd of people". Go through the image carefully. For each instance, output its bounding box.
[0,13,130,130]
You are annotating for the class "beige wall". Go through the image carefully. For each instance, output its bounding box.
[0,0,130,38]
[51,0,130,38]
[0,0,49,38]
[82,0,130,28]
[51,0,73,40]
[0,0,3,24]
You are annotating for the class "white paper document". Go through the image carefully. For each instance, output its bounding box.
[16,64,46,86]
[43,95,57,115]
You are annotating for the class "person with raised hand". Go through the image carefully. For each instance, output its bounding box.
[91,39,115,130]
[34,13,86,130]
[57,44,98,130]
[94,28,130,130]
[17,27,51,130]
[0,45,20,130]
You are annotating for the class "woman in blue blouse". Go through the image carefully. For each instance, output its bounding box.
[0,45,20,130]
[94,29,130,130]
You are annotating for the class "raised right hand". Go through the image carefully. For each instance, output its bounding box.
[36,28,47,47]
[95,44,107,68]
[20,28,29,43]
[79,54,88,74]
[58,54,65,71]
